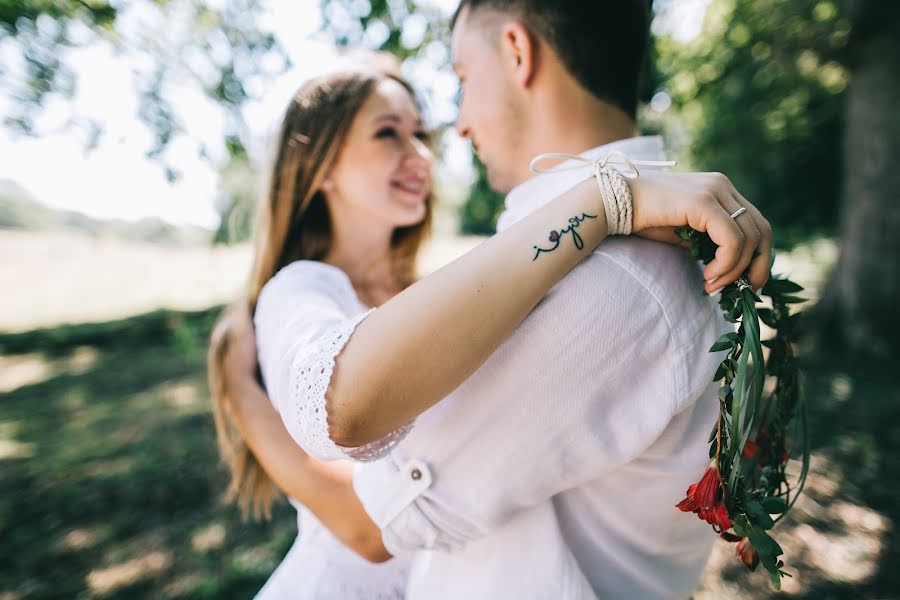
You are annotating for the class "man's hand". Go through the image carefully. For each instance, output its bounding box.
[629,171,772,294]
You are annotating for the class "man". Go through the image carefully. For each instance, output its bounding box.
[227,1,771,597]
[350,2,764,597]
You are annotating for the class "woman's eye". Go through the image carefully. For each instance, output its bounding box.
[375,127,397,139]
[414,131,430,142]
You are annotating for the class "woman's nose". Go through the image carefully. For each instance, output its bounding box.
[406,136,433,166]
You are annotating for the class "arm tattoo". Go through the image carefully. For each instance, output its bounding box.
[532,212,598,261]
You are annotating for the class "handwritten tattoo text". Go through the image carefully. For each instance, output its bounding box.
[532,212,599,261]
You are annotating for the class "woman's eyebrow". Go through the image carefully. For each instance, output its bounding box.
[373,113,403,124]
[373,113,425,128]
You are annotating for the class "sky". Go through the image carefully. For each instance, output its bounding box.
[0,0,711,229]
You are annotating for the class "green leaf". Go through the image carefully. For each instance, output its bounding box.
[779,295,806,304]
[763,278,804,295]
[713,363,728,382]
[718,386,733,404]
[675,227,693,241]
[747,526,783,557]
[761,496,789,514]
[731,518,749,538]
[769,568,783,590]
[746,500,776,529]
[710,332,739,352]
[758,308,777,328]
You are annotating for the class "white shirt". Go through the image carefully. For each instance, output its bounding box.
[352,136,731,598]
[254,136,730,599]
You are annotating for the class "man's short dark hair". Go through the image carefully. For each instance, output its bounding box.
[451,0,651,119]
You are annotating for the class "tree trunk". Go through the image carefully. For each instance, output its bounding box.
[816,1,900,363]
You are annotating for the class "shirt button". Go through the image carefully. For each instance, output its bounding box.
[410,468,422,481]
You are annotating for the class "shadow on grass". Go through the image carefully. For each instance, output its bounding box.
[1,307,297,599]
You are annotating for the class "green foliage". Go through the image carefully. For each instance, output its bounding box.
[658,0,850,245]
[678,225,808,587]
[0,0,117,33]
[459,155,505,235]
[0,307,298,598]
[1,0,287,179]
[318,0,449,60]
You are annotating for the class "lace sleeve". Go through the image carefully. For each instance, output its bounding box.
[288,308,414,462]
[254,260,414,463]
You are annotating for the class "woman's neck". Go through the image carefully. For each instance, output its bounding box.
[323,225,399,308]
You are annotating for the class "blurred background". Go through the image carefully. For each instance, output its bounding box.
[1,0,898,598]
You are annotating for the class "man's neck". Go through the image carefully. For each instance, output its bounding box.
[513,79,639,187]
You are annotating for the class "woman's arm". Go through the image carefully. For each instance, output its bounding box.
[222,317,390,563]
[328,170,770,447]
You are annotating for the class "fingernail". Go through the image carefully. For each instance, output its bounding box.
[706,276,719,285]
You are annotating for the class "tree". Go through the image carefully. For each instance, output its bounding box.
[656,0,850,246]
[1,0,288,182]
[816,1,900,362]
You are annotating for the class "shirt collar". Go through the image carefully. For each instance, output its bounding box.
[496,135,667,232]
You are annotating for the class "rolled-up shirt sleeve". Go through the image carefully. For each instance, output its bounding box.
[254,261,413,462]
[352,245,728,555]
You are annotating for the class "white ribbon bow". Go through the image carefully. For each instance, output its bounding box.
[529,150,676,179]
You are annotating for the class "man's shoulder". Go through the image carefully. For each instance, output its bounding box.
[556,237,720,346]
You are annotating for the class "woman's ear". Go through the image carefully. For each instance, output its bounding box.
[501,20,538,88]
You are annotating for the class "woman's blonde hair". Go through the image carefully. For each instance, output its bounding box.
[208,63,434,519]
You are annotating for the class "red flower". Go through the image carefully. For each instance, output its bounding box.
[702,503,733,531]
[676,463,732,532]
[676,464,718,512]
[736,538,760,571]
[742,439,760,459]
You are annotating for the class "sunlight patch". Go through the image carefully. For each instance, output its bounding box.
[86,551,172,594]
[60,526,103,551]
[0,421,34,460]
[68,346,100,374]
[0,353,54,393]
[161,381,200,408]
[192,522,226,552]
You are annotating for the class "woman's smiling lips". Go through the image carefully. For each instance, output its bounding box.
[390,174,428,199]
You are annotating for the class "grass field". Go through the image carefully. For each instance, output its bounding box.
[2,231,897,599]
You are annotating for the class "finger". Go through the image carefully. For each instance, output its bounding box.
[708,193,761,291]
[726,184,772,290]
[688,193,746,291]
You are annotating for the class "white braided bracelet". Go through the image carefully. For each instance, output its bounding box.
[529,150,676,236]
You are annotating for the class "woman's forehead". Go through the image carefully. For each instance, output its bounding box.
[361,79,421,121]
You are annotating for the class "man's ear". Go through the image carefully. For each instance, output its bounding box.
[501,20,538,88]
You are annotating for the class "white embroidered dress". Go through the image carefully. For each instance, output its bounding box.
[253,260,410,599]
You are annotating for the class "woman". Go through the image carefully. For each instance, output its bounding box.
[209,63,770,598]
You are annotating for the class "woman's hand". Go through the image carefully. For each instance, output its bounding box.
[215,301,391,562]
[628,170,772,294]
[218,301,263,418]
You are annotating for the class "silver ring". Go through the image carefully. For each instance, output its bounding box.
[730,207,747,220]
